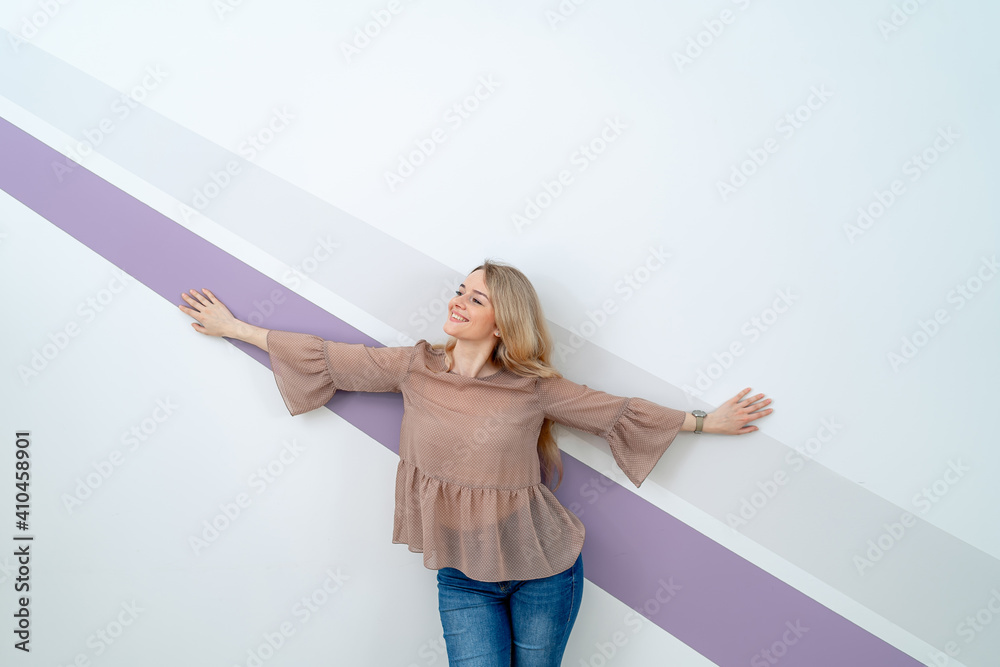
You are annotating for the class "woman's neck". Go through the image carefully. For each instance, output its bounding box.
[449,339,500,378]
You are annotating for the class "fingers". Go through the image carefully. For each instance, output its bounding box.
[180,291,214,326]
[717,388,773,433]
[730,387,752,404]
[722,387,751,407]
[178,297,200,316]
[181,289,219,311]
[193,288,215,305]
[180,291,202,310]
[739,394,770,412]
[187,288,210,305]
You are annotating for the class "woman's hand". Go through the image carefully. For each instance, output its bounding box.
[178,288,240,338]
[705,388,773,435]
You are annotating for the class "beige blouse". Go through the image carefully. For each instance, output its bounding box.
[266,329,686,582]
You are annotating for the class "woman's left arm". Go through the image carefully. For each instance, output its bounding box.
[680,387,773,434]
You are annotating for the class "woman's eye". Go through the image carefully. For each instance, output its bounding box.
[455,290,482,305]
[455,290,483,306]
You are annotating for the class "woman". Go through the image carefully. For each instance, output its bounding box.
[178,259,773,666]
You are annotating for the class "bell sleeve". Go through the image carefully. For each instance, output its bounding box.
[537,376,687,488]
[266,329,415,416]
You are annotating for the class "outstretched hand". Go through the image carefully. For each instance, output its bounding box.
[178,288,239,337]
[707,388,773,435]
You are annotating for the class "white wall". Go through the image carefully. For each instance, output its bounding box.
[1,1,997,665]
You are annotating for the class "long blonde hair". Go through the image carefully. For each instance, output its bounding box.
[432,259,565,490]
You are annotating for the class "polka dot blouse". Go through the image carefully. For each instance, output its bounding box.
[266,329,686,582]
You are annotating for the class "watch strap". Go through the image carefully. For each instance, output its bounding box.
[692,410,707,434]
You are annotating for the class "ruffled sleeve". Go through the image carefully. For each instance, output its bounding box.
[266,329,415,416]
[536,376,687,488]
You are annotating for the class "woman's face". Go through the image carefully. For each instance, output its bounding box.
[443,269,498,343]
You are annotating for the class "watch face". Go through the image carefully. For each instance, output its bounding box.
[692,410,707,417]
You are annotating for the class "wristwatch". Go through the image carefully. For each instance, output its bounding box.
[692,410,707,434]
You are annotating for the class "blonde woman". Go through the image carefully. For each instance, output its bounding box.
[178,259,773,666]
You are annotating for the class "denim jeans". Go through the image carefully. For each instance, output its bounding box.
[436,553,584,666]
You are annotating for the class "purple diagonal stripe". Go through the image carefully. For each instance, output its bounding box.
[0,115,922,666]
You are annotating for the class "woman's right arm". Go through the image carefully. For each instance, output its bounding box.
[178,288,270,352]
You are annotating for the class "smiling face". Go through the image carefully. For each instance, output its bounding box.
[443,269,499,344]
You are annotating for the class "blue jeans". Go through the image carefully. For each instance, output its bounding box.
[436,553,584,666]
